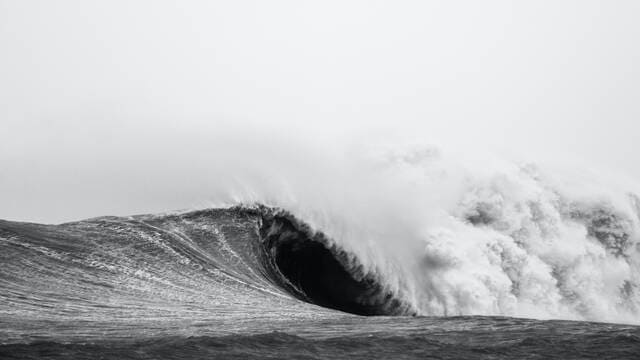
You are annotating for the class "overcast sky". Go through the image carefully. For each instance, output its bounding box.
[1,1,639,223]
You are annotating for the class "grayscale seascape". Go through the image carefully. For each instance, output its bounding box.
[3,1,640,359]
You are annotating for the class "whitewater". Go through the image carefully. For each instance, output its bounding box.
[218,141,640,324]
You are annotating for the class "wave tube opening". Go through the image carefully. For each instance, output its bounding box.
[255,209,409,316]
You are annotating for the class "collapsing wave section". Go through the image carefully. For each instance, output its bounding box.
[0,206,411,341]
[220,145,640,324]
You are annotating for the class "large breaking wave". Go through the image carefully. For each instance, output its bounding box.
[2,142,640,335]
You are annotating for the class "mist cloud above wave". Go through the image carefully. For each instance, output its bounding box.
[2,1,640,223]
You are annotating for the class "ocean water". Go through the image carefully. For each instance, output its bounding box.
[1,207,639,359]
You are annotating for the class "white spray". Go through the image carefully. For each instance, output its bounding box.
[216,135,640,324]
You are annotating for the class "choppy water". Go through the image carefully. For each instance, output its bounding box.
[1,207,639,359]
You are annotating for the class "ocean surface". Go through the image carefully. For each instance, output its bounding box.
[1,206,639,359]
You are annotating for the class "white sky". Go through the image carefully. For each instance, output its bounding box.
[1,1,639,223]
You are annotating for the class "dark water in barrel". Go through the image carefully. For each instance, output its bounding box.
[1,207,639,359]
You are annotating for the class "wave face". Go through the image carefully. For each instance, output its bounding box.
[0,206,411,342]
